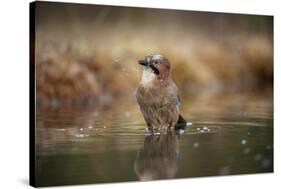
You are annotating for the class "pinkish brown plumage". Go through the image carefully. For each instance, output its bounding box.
[136,53,186,131]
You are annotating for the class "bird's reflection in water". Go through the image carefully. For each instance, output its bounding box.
[134,132,180,181]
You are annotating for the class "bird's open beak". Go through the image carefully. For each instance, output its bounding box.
[138,59,148,66]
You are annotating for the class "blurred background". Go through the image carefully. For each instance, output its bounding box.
[34,2,273,108]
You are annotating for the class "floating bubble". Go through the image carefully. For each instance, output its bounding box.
[75,134,86,138]
[154,132,161,136]
[179,129,185,135]
[241,139,247,145]
[193,142,199,148]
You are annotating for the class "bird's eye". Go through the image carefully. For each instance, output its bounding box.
[154,60,160,64]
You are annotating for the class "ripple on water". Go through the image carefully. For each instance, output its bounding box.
[35,93,273,185]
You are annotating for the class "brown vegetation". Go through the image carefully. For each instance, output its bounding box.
[34,2,273,107]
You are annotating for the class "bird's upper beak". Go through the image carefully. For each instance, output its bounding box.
[138,58,160,75]
[138,59,149,66]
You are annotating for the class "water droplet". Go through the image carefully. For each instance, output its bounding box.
[88,125,93,129]
[203,126,208,130]
[75,133,89,138]
[241,139,247,145]
[145,132,152,136]
[179,129,185,135]
[254,154,263,161]
[196,127,201,131]
[266,145,272,150]
[80,128,84,132]
[243,148,251,154]
[75,134,84,138]
[193,142,199,148]
[261,159,271,168]
[154,132,160,136]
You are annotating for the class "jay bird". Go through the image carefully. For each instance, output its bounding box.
[136,53,188,132]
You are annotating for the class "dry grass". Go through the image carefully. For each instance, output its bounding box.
[34,4,273,107]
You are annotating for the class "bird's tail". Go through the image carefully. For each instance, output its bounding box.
[175,114,191,131]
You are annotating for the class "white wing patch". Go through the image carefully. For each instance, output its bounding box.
[176,96,181,110]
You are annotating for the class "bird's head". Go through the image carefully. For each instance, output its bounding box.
[138,53,171,86]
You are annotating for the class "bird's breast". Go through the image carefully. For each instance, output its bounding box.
[137,85,178,110]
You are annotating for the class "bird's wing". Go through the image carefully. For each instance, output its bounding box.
[166,82,181,111]
[176,95,181,109]
[170,82,181,109]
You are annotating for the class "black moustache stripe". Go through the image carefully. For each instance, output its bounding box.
[149,64,160,75]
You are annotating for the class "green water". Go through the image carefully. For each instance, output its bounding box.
[35,93,273,186]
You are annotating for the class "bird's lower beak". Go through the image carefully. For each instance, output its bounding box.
[138,59,148,66]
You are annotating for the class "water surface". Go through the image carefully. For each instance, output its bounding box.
[35,93,273,186]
